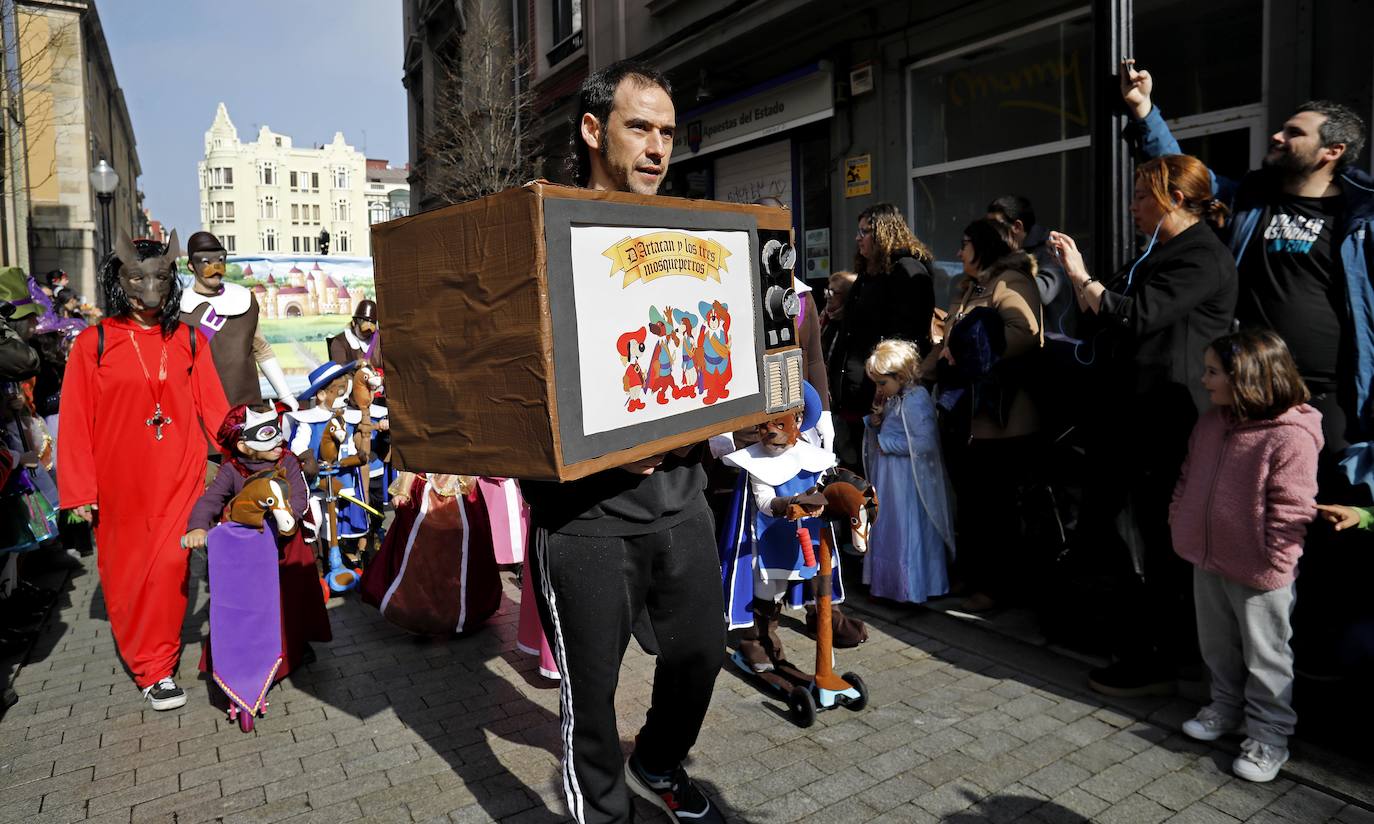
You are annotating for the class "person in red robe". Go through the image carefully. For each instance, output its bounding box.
[58,231,229,710]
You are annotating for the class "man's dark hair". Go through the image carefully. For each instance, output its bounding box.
[567,60,672,187]
[1296,100,1367,170]
[986,195,1036,231]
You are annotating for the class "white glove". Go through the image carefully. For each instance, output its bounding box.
[259,357,299,411]
[814,410,835,453]
[708,433,736,459]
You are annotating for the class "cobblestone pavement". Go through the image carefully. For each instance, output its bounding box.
[1,558,1371,824]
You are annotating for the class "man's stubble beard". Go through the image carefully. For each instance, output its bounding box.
[600,138,663,196]
[1262,143,1326,185]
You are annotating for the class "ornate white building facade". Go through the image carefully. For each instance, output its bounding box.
[197,103,407,257]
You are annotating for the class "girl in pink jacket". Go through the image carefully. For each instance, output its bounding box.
[1169,329,1322,784]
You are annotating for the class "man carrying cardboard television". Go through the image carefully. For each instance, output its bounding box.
[520,60,727,824]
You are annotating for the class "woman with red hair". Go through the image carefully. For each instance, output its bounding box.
[1048,154,1239,698]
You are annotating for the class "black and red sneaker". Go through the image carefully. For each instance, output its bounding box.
[625,755,724,823]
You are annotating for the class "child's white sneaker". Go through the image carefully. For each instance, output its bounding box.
[1232,737,1288,782]
[1182,706,1241,741]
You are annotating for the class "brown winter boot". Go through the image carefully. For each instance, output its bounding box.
[736,620,772,673]
[756,599,788,667]
[816,604,869,648]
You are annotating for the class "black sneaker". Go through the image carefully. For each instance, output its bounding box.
[625,755,724,823]
[142,676,187,711]
[1087,659,1176,698]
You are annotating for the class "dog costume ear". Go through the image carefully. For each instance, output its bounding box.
[114,231,138,271]
[162,229,181,269]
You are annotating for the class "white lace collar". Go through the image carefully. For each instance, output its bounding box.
[180,281,252,316]
[724,440,835,487]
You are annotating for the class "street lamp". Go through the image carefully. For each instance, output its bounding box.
[89,158,119,261]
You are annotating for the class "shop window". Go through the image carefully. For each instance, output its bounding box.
[548,0,583,64]
[913,148,1090,308]
[908,14,1092,170]
[906,0,1264,292]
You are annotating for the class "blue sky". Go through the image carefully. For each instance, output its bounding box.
[101,0,407,238]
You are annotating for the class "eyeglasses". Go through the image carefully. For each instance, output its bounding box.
[856,226,872,239]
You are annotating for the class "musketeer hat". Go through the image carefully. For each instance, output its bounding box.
[186,231,226,256]
[298,360,359,403]
[353,299,378,322]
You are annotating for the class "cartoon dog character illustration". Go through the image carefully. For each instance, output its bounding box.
[618,328,649,412]
[697,300,732,405]
[646,306,682,405]
[674,308,699,399]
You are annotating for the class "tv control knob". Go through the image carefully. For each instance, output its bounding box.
[760,240,798,275]
[766,286,800,320]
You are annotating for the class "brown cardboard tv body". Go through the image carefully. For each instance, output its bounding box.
[371,182,804,482]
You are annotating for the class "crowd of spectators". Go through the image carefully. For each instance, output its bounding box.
[816,63,1374,781]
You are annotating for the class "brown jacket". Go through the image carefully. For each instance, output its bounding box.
[328,328,383,369]
[179,291,264,407]
[922,252,1042,440]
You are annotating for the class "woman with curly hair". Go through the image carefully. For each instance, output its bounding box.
[826,203,936,469]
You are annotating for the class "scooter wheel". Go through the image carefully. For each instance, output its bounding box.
[238,711,254,733]
[841,671,868,711]
[787,685,817,728]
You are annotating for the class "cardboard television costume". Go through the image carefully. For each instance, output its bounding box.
[371,183,808,480]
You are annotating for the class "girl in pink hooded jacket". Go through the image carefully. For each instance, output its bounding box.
[1169,329,1322,784]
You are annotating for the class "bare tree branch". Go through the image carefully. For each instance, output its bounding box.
[421,0,542,204]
